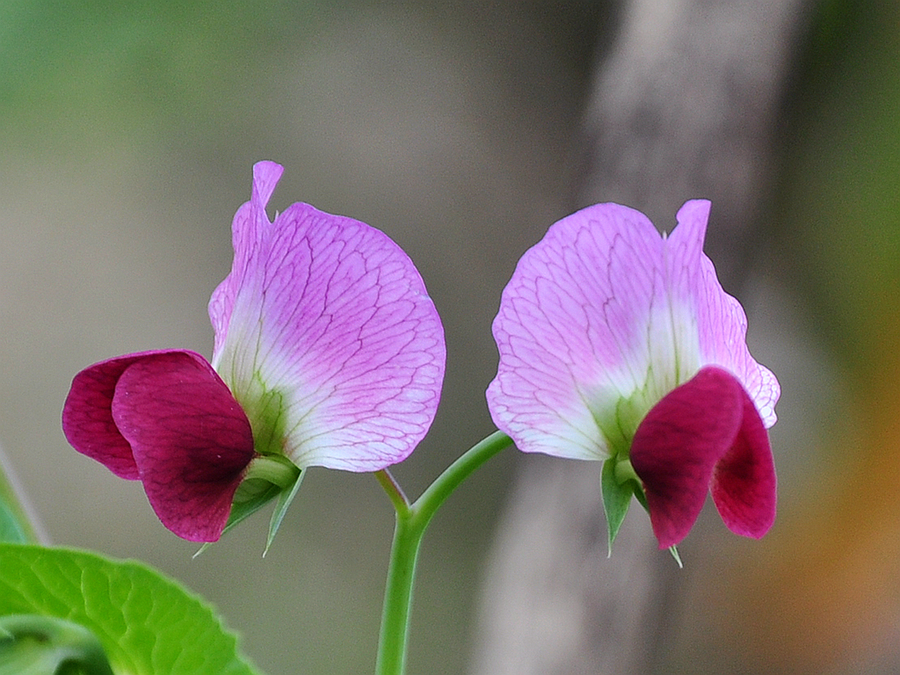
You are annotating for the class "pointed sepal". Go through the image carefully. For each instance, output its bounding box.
[601,458,637,555]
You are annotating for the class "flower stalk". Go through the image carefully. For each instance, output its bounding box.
[374,431,513,675]
[0,447,44,544]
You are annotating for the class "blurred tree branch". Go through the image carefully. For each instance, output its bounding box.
[471,1,812,673]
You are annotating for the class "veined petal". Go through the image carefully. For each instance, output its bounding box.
[487,203,673,460]
[210,164,445,472]
[666,200,780,426]
[209,161,284,353]
[62,350,188,480]
[711,388,777,538]
[629,366,745,549]
[111,351,255,542]
[488,199,779,550]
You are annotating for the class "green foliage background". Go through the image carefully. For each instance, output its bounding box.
[0,544,260,675]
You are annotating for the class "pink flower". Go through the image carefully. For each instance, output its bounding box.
[486,200,779,549]
[63,161,446,542]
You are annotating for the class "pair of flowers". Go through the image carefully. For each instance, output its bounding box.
[62,161,779,550]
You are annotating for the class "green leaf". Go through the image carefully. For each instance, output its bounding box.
[0,544,265,675]
[0,614,115,675]
[601,459,634,555]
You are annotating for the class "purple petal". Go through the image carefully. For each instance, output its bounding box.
[111,350,255,542]
[487,203,669,459]
[209,161,284,353]
[62,350,188,480]
[250,160,284,210]
[487,200,780,467]
[630,366,745,549]
[711,388,777,538]
[666,200,780,426]
[209,165,445,472]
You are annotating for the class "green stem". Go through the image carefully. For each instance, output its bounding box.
[374,431,513,675]
[374,509,421,675]
[374,469,410,514]
[0,446,44,544]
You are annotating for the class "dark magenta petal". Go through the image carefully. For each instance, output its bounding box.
[711,389,777,538]
[62,350,190,480]
[630,366,744,549]
[111,351,255,542]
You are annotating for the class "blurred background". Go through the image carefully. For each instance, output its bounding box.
[1,1,898,673]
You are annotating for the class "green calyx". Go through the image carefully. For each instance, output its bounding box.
[613,456,640,485]
[197,458,304,557]
[590,373,668,556]
[208,372,306,555]
[594,390,645,555]
[234,454,300,502]
[601,453,647,556]
[221,455,303,556]
[599,440,682,567]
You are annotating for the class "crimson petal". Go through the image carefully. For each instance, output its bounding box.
[630,366,744,548]
[62,351,177,480]
[111,351,255,542]
[711,389,777,538]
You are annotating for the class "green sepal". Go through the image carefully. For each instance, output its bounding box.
[601,459,635,556]
[195,458,303,557]
[632,481,649,511]
[0,614,114,675]
[668,545,683,568]
[0,544,264,675]
[264,468,305,556]
[618,470,682,567]
[223,481,282,537]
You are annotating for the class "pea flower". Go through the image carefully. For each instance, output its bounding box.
[486,200,779,550]
[62,161,446,542]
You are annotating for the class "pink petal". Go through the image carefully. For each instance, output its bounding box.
[487,203,668,460]
[711,388,777,538]
[666,200,780,427]
[209,164,445,471]
[629,366,745,549]
[62,350,187,480]
[250,160,284,210]
[111,351,255,542]
[209,161,284,353]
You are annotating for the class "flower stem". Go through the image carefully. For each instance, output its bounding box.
[374,469,410,513]
[374,508,422,675]
[374,430,513,675]
[0,446,45,544]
